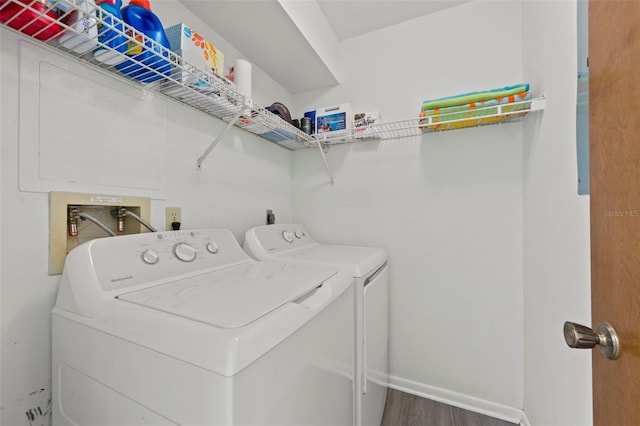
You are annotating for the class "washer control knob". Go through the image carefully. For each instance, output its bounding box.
[294,230,304,239]
[206,242,219,254]
[141,249,160,265]
[282,231,294,243]
[174,243,197,262]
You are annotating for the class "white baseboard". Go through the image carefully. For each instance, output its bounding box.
[520,411,531,426]
[388,374,524,424]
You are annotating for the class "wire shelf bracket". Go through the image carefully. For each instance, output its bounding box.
[196,105,246,170]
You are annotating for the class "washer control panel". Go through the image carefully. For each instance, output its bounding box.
[81,229,251,292]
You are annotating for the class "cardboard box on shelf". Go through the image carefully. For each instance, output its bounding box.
[354,111,381,129]
[354,111,382,138]
[164,23,225,86]
[315,104,353,135]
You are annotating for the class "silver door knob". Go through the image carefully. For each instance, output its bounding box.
[563,321,620,360]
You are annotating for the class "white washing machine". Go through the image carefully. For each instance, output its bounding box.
[52,229,355,426]
[243,224,388,426]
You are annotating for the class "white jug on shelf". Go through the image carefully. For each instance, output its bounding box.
[57,0,98,53]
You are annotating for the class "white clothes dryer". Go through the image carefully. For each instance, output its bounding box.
[52,229,355,426]
[243,224,389,426]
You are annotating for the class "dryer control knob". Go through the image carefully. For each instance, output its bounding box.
[174,243,197,262]
[282,231,294,243]
[141,249,160,264]
[206,242,219,254]
[294,231,304,239]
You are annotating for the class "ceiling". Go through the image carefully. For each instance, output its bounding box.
[179,0,471,94]
[316,0,470,42]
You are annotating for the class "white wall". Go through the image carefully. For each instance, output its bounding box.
[0,2,294,423]
[293,1,525,422]
[522,2,592,425]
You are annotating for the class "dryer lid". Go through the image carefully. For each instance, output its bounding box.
[117,261,336,329]
[284,245,387,278]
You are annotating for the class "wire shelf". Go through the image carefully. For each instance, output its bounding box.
[0,0,545,183]
[313,97,545,146]
[0,0,316,161]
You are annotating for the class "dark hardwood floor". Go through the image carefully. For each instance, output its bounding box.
[380,389,518,426]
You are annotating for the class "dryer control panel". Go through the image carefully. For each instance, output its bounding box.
[245,223,316,255]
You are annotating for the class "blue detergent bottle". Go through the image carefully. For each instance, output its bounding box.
[93,0,127,65]
[115,0,171,82]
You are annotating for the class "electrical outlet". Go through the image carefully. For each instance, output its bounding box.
[166,207,181,231]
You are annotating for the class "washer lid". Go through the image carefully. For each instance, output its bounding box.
[117,261,336,329]
[284,245,387,278]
